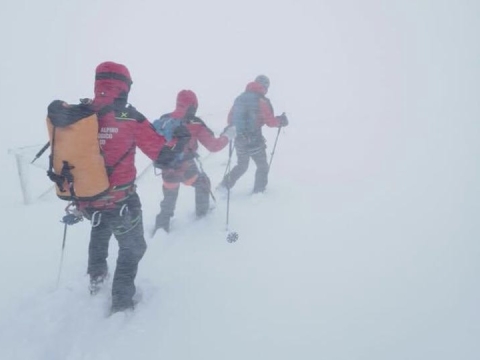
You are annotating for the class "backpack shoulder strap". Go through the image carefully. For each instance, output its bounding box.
[105,143,135,177]
[97,104,114,118]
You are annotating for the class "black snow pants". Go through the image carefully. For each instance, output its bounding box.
[157,159,211,227]
[86,192,146,311]
[223,134,269,193]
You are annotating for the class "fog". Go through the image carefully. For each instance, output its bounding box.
[0,1,479,359]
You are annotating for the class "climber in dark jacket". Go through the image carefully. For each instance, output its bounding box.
[221,75,288,193]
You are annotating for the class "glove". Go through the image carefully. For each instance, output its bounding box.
[276,112,289,127]
[221,125,236,141]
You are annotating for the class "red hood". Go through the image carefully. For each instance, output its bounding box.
[93,62,132,107]
[171,90,198,119]
[246,81,267,95]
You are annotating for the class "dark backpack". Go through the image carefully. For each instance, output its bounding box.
[153,114,185,142]
[231,91,262,134]
[152,114,186,168]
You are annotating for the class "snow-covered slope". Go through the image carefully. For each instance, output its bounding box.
[1,1,479,359]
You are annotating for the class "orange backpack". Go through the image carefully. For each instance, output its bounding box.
[46,100,109,201]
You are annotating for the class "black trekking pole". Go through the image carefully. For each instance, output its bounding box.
[31,142,50,164]
[268,127,282,172]
[56,204,83,288]
[56,222,68,289]
[225,141,238,243]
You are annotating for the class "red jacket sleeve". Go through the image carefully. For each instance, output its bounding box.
[134,119,166,161]
[259,98,280,127]
[193,120,229,153]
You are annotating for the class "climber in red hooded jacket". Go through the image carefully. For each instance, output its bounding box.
[152,89,236,234]
[79,61,189,314]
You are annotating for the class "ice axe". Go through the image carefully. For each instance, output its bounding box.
[31,141,50,164]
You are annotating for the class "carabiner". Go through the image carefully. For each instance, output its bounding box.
[91,211,102,228]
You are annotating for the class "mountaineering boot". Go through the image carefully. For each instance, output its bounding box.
[89,272,109,295]
[154,212,171,233]
[215,179,228,195]
[152,186,179,234]
[110,298,135,315]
